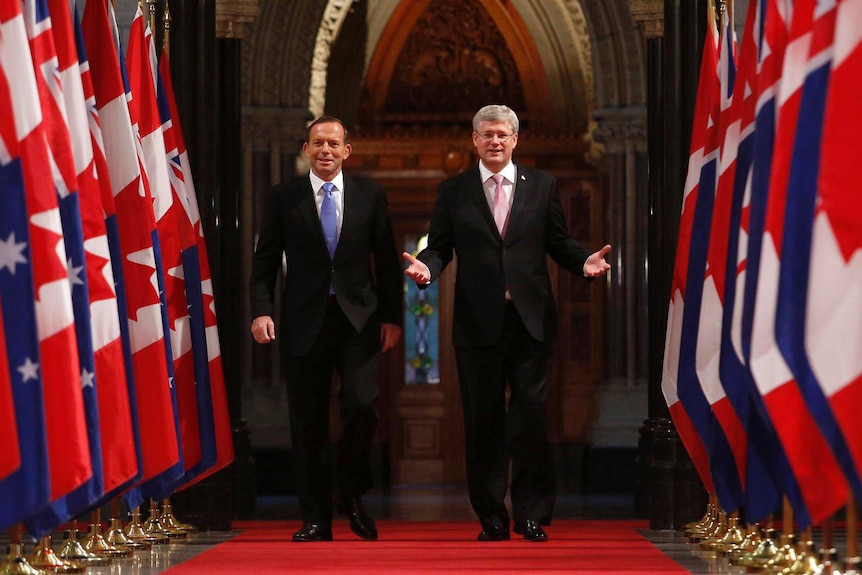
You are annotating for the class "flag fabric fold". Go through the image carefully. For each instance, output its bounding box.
[74,1,144,502]
[747,0,850,527]
[58,0,140,503]
[694,6,751,503]
[3,0,233,523]
[127,4,204,496]
[662,0,722,500]
[22,0,107,535]
[804,0,862,490]
[159,47,234,487]
[15,0,93,529]
[82,0,183,511]
[717,0,793,526]
[0,3,51,527]
[665,0,746,513]
[671,0,862,527]
[776,0,862,508]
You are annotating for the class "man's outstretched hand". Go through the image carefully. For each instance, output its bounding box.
[403,252,431,284]
[584,244,612,278]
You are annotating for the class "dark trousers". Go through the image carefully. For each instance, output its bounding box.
[455,302,556,531]
[284,296,381,524]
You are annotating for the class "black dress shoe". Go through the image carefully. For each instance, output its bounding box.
[336,496,378,540]
[514,519,548,542]
[292,522,333,542]
[477,527,510,541]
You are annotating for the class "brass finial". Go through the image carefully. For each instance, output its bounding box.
[163,0,172,54]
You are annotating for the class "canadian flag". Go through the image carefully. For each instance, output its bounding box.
[159,46,234,486]
[50,0,139,499]
[82,0,183,508]
[18,0,92,510]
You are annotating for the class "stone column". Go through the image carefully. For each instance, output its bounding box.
[240,106,310,454]
[165,0,259,526]
[589,107,649,451]
[630,0,708,529]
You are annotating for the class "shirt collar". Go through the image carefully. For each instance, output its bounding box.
[309,171,345,194]
[478,160,516,185]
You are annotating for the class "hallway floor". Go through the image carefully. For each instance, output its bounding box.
[1,487,850,573]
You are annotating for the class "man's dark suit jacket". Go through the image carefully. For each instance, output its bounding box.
[417,164,591,348]
[250,173,402,356]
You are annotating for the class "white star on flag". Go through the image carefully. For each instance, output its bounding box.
[81,368,95,389]
[0,232,28,275]
[67,258,85,286]
[18,358,40,383]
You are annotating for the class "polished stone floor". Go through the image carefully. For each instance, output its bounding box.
[2,488,855,574]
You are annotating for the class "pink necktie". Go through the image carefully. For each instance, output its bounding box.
[491,174,509,236]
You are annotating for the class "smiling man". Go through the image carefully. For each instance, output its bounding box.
[250,116,402,542]
[403,105,611,543]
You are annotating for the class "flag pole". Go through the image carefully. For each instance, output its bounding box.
[730,0,734,31]
[2,524,41,574]
[781,495,793,542]
[163,0,172,56]
[146,0,157,36]
[847,493,859,567]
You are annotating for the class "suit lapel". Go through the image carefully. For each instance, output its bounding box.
[297,178,329,255]
[471,167,500,239]
[508,166,531,236]
[473,165,530,240]
[338,175,358,258]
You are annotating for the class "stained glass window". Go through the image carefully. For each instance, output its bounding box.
[403,234,440,384]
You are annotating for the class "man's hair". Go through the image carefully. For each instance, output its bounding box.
[306,116,350,144]
[472,105,519,134]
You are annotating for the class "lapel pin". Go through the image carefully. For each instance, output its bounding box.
[521,175,526,181]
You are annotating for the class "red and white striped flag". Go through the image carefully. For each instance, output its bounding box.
[159,47,234,486]
[21,0,109,534]
[0,294,18,483]
[75,1,144,499]
[18,0,92,507]
[715,0,787,524]
[661,0,719,498]
[804,0,862,494]
[49,0,139,499]
[749,0,848,524]
[82,0,183,507]
[0,2,52,528]
[127,5,203,487]
[695,6,750,495]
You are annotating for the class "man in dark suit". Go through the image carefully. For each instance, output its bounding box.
[403,105,611,542]
[250,116,402,542]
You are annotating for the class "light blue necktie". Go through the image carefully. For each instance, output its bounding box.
[320,182,338,258]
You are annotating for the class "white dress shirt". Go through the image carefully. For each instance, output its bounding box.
[309,170,345,237]
[478,160,516,214]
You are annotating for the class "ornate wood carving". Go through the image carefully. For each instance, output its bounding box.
[242,105,311,153]
[593,105,648,154]
[360,0,529,137]
[216,0,259,39]
[629,0,664,39]
[384,0,524,119]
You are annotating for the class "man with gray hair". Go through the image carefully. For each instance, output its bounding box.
[404,105,611,542]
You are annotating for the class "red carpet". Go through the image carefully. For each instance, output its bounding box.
[163,520,688,574]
